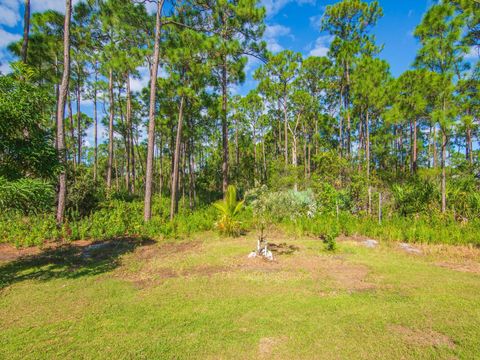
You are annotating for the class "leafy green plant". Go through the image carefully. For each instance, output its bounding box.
[213,185,244,236]
[0,177,55,214]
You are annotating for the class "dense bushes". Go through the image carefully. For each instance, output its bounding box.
[246,185,317,220]
[0,177,55,214]
[281,212,480,246]
[0,197,217,247]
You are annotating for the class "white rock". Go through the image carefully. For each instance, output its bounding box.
[399,243,422,254]
[363,239,378,248]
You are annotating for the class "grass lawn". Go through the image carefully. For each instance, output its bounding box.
[1,230,480,359]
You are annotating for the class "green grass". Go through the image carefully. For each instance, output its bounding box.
[1,231,480,359]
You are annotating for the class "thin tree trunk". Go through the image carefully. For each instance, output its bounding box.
[253,125,257,185]
[21,0,30,63]
[76,83,82,165]
[188,137,195,210]
[170,95,185,221]
[126,73,132,193]
[413,118,418,172]
[93,62,98,182]
[144,0,164,220]
[68,96,76,171]
[107,68,114,190]
[55,0,71,225]
[366,112,371,215]
[114,147,119,191]
[433,125,437,168]
[466,127,472,165]
[235,118,239,166]
[283,94,288,166]
[345,62,351,156]
[441,131,447,213]
[221,56,229,195]
[158,135,163,198]
[339,88,344,157]
[262,139,266,183]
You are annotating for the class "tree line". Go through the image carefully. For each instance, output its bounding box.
[1,0,479,225]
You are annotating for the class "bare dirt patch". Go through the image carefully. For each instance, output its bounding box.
[435,262,480,274]
[240,252,375,292]
[258,336,287,358]
[132,240,202,261]
[337,234,372,243]
[389,325,455,349]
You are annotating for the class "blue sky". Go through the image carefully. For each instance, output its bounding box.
[0,0,468,144]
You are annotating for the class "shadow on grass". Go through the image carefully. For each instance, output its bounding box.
[0,236,155,290]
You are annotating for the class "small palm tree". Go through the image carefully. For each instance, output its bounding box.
[213,185,244,236]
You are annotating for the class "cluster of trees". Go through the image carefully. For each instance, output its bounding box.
[1,0,478,225]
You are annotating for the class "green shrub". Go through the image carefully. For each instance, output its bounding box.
[249,188,317,221]
[0,177,55,214]
[213,185,244,236]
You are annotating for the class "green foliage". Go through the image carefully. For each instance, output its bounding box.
[0,177,55,214]
[213,185,244,236]
[0,73,58,180]
[322,232,338,252]
[391,178,438,216]
[66,167,105,218]
[281,212,480,247]
[248,187,317,221]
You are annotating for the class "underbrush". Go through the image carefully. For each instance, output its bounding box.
[281,213,480,246]
[0,197,218,247]
[1,196,479,248]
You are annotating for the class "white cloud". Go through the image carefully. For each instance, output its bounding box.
[0,0,21,27]
[130,66,150,93]
[465,46,479,60]
[309,14,323,29]
[0,62,11,74]
[31,0,82,13]
[0,29,21,47]
[0,0,83,27]
[264,24,291,53]
[261,0,316,17]
[0,29,20,74]
[308,35,332,57]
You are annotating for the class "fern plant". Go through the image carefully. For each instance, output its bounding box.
[213,185,244,236]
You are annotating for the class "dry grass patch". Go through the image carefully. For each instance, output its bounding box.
[388,324,456,349]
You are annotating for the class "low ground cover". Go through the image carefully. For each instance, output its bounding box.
[1,229,479,359]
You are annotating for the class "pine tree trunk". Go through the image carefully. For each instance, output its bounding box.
[262,139,267,183]
[432,125,437,168]
[413,118,418,172]
[235,119,239,166]
[170,95,185,221]
[93,62,98,182]
[107,68,114,190]
[144,0,164,221]
[76,83,82,165]
[345,62,351,156]
[339,88,343,157]
[366,112,371,215]
[21,0,30,63]
[158,135,163,198]
[253,125,257,185]
[55,0,71,225]
[114,148,119,191]
[188,137,195,210]
[441,131,447,213]
[126,73,133,193]
[221,56,229,195]
[68,96,76,171]
[466,128,472,165]
[283,94,288,166]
